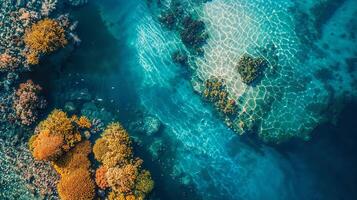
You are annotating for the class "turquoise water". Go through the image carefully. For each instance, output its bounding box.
[24,0,357,199]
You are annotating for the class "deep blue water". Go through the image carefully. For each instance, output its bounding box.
[30,0,357,199]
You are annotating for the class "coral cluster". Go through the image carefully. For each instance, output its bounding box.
[203,78,237,116]
[24,18,68,65]
[172,51,188,66]
[13,80,46,125]
[236,54,268,85]
[95,166,109,190]
[0,0,75,72]
[0,0,88,198]
[93,123,154,199]
[29,109,91,161]
[28,109,95,199]
[54,141,95,200]
[180,16,208,54]
[158,1,208,55]
[0,0,81,136]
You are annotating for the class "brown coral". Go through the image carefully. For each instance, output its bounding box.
[57,168,95,200]
[95,166,109,190]
[24,18,67,65]
[203,78,237,115]
[13,80,46,126]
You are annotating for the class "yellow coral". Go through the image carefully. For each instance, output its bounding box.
[135,170,154,194]
[24,18,67,65]
[108,191,126,200]
[25,52,39,65]
[37,109,73,138]
[77,116,92,129]
[93,137,109,162]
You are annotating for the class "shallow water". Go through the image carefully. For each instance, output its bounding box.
[22,0,357,199]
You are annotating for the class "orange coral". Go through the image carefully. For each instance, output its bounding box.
[54,141,95,200]
[24,18,67,65]
[95,166,109,189]
[52,140,91,176]
[77,116,92,129]
[32,130,64,161]
[57,168,95,200]
[29,110,96,200]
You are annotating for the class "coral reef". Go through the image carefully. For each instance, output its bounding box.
[0,0,79,72]
[158,1,208,55]
[13,80,46,126]
[24,18,68,65]
[236,54,268,85]
[180,16,208,54]
[94,123,154,199]
[31,109,90,157]
[172,50,188,66]
[0,0,87,198]
[203,78,237,116]
[96,123,133,168]
[29,112,95,199]
[52,140,92,176]
[0,138,60,199]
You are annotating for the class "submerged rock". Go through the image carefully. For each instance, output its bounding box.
[130,114,162,136]
[81,102,114,124]
[143,115,161,136]
[149,138,164,160]
[64,101,76,114]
